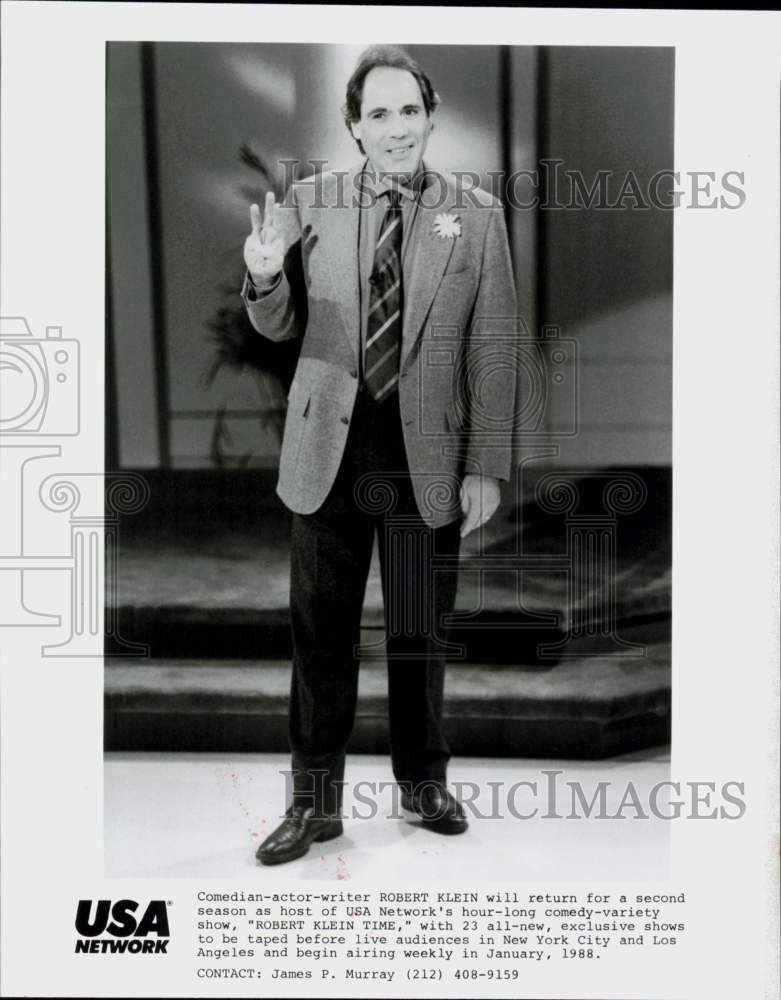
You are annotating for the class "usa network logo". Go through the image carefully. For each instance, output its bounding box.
[74,899,170,954]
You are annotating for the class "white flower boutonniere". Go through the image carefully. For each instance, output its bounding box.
[433,212,462,240]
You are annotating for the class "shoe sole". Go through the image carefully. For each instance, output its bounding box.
[256,820,343,866]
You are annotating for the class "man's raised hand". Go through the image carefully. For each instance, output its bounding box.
[244,191,285,287]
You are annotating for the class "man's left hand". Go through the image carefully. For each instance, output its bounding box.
[459,474,501,538]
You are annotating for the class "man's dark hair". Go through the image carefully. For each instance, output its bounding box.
[342,45,440,154]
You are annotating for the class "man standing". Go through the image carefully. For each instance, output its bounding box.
[242,46,518,865]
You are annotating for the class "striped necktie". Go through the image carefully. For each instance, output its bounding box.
[364,189,403,402]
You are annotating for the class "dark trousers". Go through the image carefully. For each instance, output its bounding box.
[288,388,462,817]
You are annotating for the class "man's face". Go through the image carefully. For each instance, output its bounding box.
[350,66,432,178]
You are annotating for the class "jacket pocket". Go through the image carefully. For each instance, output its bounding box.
[444,402,466,434]
[279,387,311,484]
[441,264,476,280]
[286,380,311,418]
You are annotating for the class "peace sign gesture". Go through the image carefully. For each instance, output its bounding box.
[244,191,285,287]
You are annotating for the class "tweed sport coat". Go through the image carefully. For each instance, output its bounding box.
[241,160,519,529]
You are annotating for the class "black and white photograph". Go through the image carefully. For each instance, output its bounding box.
[0,4,778,998]
[104,39,674,879]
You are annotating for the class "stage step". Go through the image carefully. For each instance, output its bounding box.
[105,618,670,759]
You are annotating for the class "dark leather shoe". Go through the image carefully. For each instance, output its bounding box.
[256,806,343,866]
[400,782,468,835]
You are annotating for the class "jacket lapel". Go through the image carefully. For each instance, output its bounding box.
[323,163,362,364]
[401,168,457,368]
[320,162,456,368]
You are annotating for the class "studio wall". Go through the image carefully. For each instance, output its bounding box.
[107,42,673,472]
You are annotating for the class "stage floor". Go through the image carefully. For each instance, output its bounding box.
[105,749,670,882]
